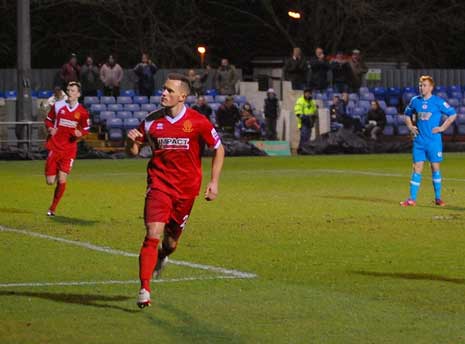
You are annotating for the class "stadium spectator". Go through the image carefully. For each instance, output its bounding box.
[215,58,238,95]
[264,88,279,140]
[294,88,318,153]
[347,49,368,92]
[330,51,350,93]
[309,47,330,91]
[44,81,90,217]
[364,100,387,140]
[215,95,240,135]
[100,54,123,97]
[126,73,224,308]
[240,102,261,133]
[191,95,213,122]
[133,53,158,96]
[329,95,345,131]
[80,56,100,97]
[283,47,307,90]
[45,86,68,109]
[186,68,210,96]
[59,53,80,89]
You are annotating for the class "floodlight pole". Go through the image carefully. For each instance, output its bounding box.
[16,0,33,151]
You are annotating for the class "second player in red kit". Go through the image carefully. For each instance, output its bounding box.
[127,73,225,308]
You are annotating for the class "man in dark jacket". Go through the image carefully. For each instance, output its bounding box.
[309,47,330,91]
[60,53,80,89]
[283,47,307,90]
[216,96,240,135]
[264,88,279,140]
[133,53,158,96]
[80,56,100,97]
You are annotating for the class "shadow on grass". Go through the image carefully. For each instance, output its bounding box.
[143,301,245,343]
[318,195,394,205]
[49,216,99,226]
[0,290,138,313]
[0,207,33,214]
[351,270,465,285]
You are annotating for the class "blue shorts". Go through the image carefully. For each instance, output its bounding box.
[412,141,443,163]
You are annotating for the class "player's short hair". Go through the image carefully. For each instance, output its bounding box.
[419,75,435,87]
[67,81,81,92]
[166,73,191,94]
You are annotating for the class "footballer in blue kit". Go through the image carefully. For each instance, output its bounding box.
[400,75,457,207]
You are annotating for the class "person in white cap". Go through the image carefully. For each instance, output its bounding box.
[264,88,279,140]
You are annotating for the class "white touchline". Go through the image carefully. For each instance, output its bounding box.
[0,225,257,280]
[0,276,241,289]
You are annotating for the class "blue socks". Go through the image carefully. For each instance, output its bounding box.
[409,172,422,201]
[432,170,442,200]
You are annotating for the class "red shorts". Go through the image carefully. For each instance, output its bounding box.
[45,150,74,176]
[144,188,196,240]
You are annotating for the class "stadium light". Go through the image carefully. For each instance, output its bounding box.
[197,46,206,67]
[288,11,301,19]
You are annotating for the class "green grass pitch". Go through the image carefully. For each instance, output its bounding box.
[1,153,465,343]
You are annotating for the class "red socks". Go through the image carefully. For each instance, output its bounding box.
[139,237,160,291]
[49,182,66,212]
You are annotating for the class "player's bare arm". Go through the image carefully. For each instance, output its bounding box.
[432,114,457,133]
[126,129,143,156]
[48,127,58,136]
[404,116,418,136]
[205,144,225,201]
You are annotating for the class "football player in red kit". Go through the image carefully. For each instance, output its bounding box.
[44,81,90,216]
[126,73,224,308]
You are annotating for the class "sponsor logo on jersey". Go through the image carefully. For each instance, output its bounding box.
[182,120,193,133]
[443,102,450,108]
[211,128,219,141]
[157,137,190,149]
[417,112,432,121]
[59,118,78,128]
[74,112,81,120]
[422,104,428,110]
[156,122,164,130]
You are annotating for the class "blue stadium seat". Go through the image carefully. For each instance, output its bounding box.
[385,106,397,117]
[215,95,227,103]
[378,100,387,110]
[443,123,455,136]
[116,111,132,120]
[133,111,148,121]
[100,96,115,104]
[447,98,459,108]
[99,111,115,124]
[450,91,462,100]
[205,89,217,97]
[436,92,448,100]
[385,115,395,126]
[84,96,100,106]
[96,89,103,97]
[373,87,386,100]
[351,107,366,117]
[358,100,370,111]
[124,103,140,112]
[107,103,123,112]
[457,114,465,124]
[383,125,395,135]
[133,96,148,104]
[90,103,106,114]
[154,89,163,96]
[348,93,359,102]
[124,117,140,130]
[186,95,197,104]
[234,95,247,103]
[457,124,465,135]
[449,85,461,94]
[402,92,416,104]
[141,103,157,112]
[397,125,410,135]
[403,86,416,94]
[210,103,221,112]
[5,90,17,98]
[122,89,136,97]
[204,95,214,103]
[314,93,327,101]
[359,87,369,94]
[107,117,123,129]
[434,85,447,93]
[150,96,161,104]
[108,128,124,141]
[387,96,400,107]
[359,92,374,101]
[38,90,53,99]
[117,96,133,104]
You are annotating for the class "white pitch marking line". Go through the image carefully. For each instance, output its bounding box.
[0,225,257,279]
[0,275,242,289]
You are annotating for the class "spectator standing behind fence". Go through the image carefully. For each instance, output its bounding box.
[215,95,240,135]
[216,59,238,95]
[264,88,279,140]
[294,88,318,153]
[309,47,330,91]
[330,51,350,93]
[283,47,307,90]
[364,100,386,140]
[100,54,123,97]
[348,49,368,92]
[133,53,158,97]
[186,68,209,96]
[60,53,80,89]
[80,56,100,97]
[191,95,213,123]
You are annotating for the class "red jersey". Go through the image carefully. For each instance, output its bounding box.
[137,106,221,199]
[44,100,90,157]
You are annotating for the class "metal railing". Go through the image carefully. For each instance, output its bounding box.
[0,121,45,153]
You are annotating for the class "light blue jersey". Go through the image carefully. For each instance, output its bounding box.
[404,95,456,162]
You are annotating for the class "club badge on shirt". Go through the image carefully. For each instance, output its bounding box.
[183,120,193,133]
